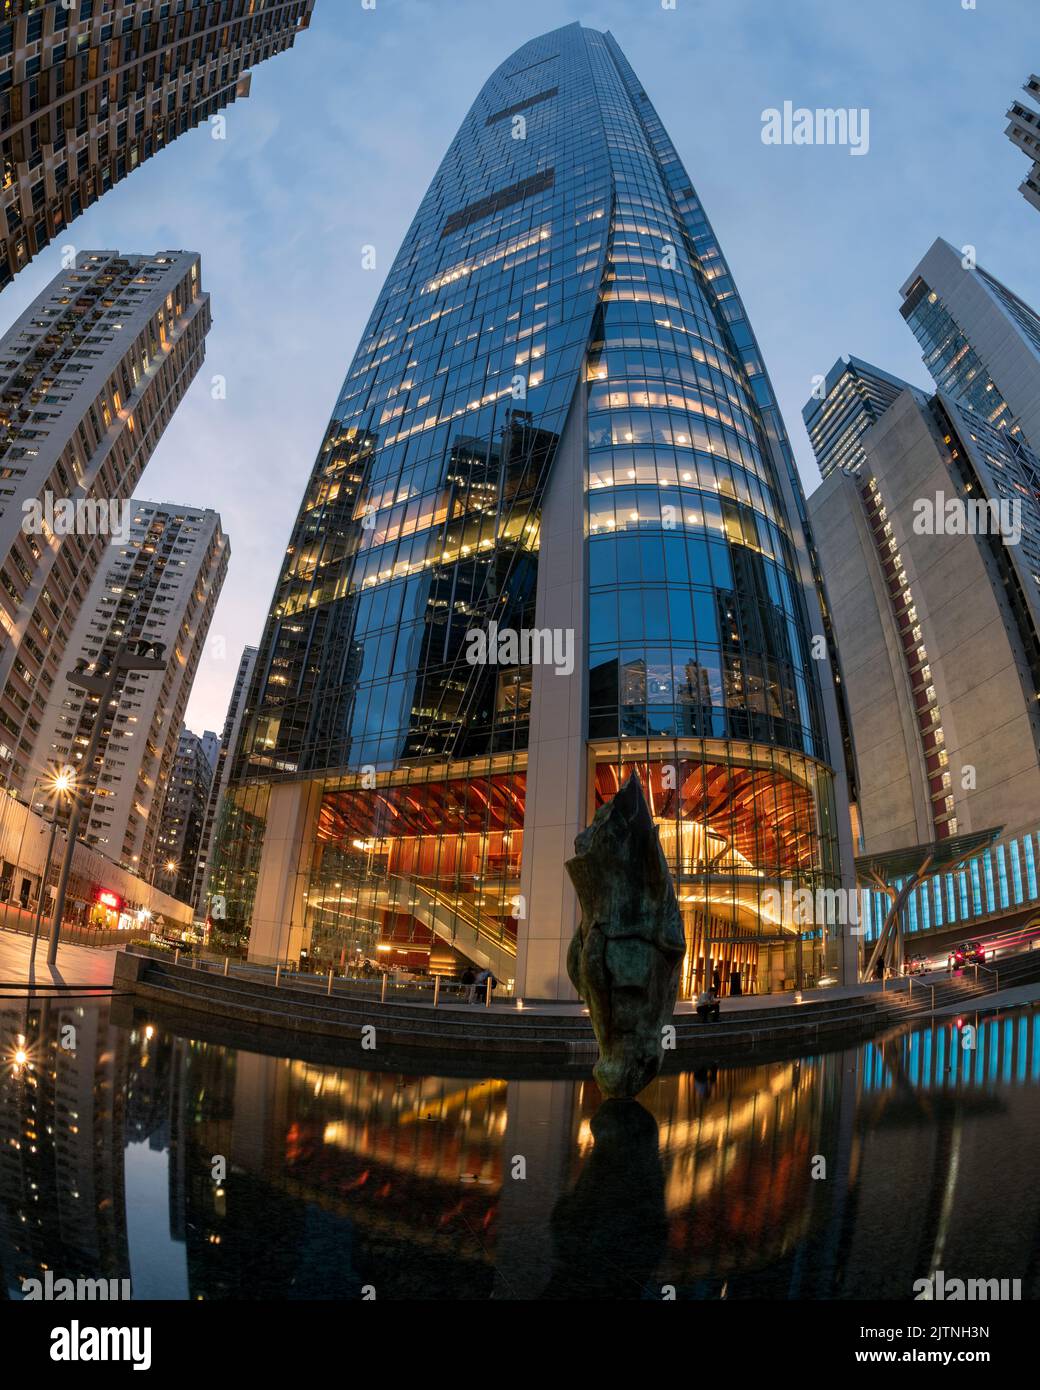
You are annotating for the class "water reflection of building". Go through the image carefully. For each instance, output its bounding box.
[154,1010,1040,1300]
[497,1018,1040,1297]
[4,1004,1039,1300]
[0,1001,129,1297]
[168,1044,504,1299]
[835,1021,1040,1299]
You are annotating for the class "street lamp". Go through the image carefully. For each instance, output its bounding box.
[3,765,73,933]
[27,767,76,972]
[152,857,178,886]
[51,768,75,796]
[47,638,166,966]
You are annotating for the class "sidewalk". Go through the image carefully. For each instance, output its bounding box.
[931,979,1040,1016]
[483,975,929,1017]
[0,926,117,992]
[218,961,942,1016]
[0,898,127,949]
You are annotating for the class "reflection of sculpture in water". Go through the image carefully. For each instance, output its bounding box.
[566,771,686,1098]
[542,1100,668,1299]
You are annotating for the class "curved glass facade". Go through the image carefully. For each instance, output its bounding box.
[210,24,847,993]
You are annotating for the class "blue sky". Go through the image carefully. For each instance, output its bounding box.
[3,0,1037,732]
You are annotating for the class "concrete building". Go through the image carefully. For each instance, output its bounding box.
[900,237,1040,450]
[1005,74,1040,215]
[210,24,856,997]
[810,386,1040,849]
[0,249,210,799]
[808,381,1040,948]
[0,0,315,288]
[34,501,228,883]
[189,643,255,916]
[805,250,1040,956]
[154,727,214,903]
[200,729,219,775]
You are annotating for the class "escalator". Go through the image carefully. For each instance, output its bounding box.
[387,876,519,986]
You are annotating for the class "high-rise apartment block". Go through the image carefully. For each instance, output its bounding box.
[35,500,228,878]
[154,726,214,902]
[190,642,254,915]
[1005,74,1040,216]
[0,0,315,288]
[212,23,855,997]
[900,238,1040,450]
[802,355,924,479]
[200,727,219,773]
[0,249,210,796]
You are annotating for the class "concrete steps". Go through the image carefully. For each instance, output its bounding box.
[112,946,1040,1067]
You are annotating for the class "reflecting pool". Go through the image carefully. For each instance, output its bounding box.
[2,998,1039,1299]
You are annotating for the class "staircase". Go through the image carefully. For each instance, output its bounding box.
[112,946,1040,1072]
[395,878,517,983]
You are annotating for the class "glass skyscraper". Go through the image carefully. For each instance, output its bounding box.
[211,23,854,997]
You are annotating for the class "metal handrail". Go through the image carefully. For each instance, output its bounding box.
[392,875,518,959]
[973,961,1000,993]
[135,943,507,1006]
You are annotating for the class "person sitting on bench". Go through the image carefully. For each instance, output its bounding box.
[696,988,720,1022]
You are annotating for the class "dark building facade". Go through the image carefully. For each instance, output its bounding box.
[210,23,855,997]
[190,642,256,915]
[154,727,214,903]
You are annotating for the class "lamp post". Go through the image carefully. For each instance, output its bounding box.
[28,768,75,972]
[47,638,166,966]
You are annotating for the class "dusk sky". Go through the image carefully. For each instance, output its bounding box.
[2,0,1036,734]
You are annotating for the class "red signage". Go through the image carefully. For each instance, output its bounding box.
[96,889,122,911]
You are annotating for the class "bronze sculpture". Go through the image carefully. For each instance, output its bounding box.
[565,771,686,1098]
